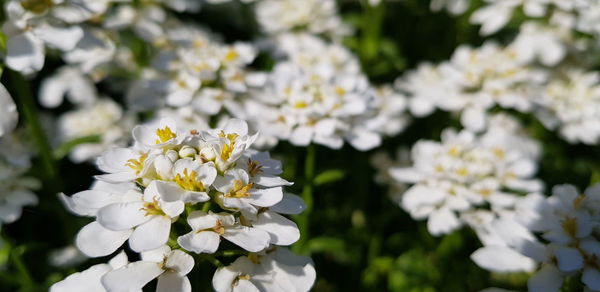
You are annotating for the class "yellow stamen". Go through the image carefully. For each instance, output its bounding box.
[125,152,149,175]
[224,180,253,198]
[197,219,225,235]
[218,131,238,161]
[175,169,205,192]
[140,197,165,216]
[155,126,177,144]
[247,160,263,177]
[248,253,260,264]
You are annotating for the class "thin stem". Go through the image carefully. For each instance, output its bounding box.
[7,70,58,183]
[198,254,224,268]
[6,242,34,291]
[294,144,316,254]
[213,250,248,257]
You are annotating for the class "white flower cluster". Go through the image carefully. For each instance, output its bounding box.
[389,114,542,235]
[397,42,545,132]
[3,0,106,74]
[535,70,600,145]
[128,24,259,117]
[255,0,351,39]
[470,0,600,37]
[247,33,408,150]
[54,118,315,291]
[0,133,39,229]
[58,98,135,162]
[471,184,600,292]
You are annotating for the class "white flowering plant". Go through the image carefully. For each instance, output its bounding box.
[1,0,600,292]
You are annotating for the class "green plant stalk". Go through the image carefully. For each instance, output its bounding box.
[294,144,315,254]
[8,70,57,183]
[8,244,34,291]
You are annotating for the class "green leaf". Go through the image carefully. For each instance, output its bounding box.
[313,169,345,186]
[53,135,101,160]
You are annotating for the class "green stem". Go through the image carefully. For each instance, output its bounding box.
[213,250,247,257]
[198,254,224,268]
[294,144,316,254]
[6,242,34,291]
[7,70,57,183]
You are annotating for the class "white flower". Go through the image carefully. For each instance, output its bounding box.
[102,246,194,292]
[390,114,542,235]
[49,245,87,268]
[39,67,97,108]
[493,184,600,292]
[397,42,545,132]
[255,0,350,39]
[177,210,271,253]
[50,250,129,292]
[154,159,216,203]
[511,22,567,66]
[246,33,387,150]
[430,0,470,15]
[96,181,184,252]
[535,69,600,145]
[213,168,283,215]
[212,248,315,292]
[2,0,85,74]
[0,82,18,138]
[63,117,309,291]
[58,98,135,162]
[0,134,39,227]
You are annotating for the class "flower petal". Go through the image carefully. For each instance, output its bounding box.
[76,222,131,257]
[129,216,171,252]
[97,202,149,231]
[101,261,163,292]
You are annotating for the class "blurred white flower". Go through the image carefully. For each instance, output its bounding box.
[398,42,545,132]
[58,98,135,162]
[430,0,470,15]
[0,83,18,138]
[255,0,351,39]
[390,114,542,235]
[535,69,600,145]
[2,0,92,74]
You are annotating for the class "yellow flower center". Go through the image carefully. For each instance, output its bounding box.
[561,217,578,238]
[140,197,165,217]
[218,131,239,161]
[174,169,205,192]
[294,101,308,109]
[224,49,239,62]
[197,219,225,235]
[225,180,253,198]
[155,126,177,144]
[125,152,149,175]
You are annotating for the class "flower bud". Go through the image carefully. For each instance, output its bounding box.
[199,147,216,161]
[166,150,179,162]
[179,145,197,158]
